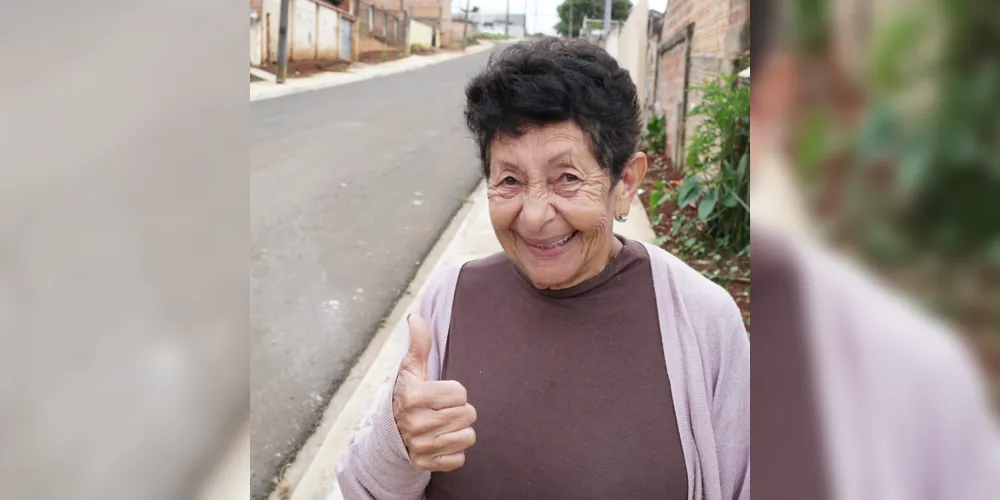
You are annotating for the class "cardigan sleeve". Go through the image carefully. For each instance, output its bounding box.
[710,298,751,500]
[335,266,460,500]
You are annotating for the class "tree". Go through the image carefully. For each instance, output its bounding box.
[554,0,631,38]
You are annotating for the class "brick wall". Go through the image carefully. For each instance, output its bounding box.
[655,0,747,167]
[410,0,449,19]
[440,19,471,45]
[369,0,448,19]
[658,46,687,165]
[729,0,747,26]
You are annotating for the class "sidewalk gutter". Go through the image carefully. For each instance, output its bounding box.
[251,42,496,103]
[282,182,656,500]
[250,67,277,83]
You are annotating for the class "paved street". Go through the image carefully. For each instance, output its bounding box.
[250,49,496,499]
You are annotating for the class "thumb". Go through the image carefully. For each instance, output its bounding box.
[401,314,432,382]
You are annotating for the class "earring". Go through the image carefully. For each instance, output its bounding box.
[616,214,629,223]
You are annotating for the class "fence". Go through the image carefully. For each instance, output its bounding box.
[356,0,407,49]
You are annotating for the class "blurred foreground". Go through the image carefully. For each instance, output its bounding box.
[0,2,246,500]
[752,0,999,498]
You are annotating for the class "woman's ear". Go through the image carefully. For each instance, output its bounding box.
[616,152,648,217]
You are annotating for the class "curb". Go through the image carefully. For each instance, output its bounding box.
[274,184,491,500]
[250,42,496,103]
[280,184,656,500]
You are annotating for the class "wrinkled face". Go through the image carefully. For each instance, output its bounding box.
[486,122,644,290]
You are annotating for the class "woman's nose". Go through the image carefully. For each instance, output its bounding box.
[519,186,555,230]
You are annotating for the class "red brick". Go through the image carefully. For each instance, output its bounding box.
[369,0,451,19]
[654,0,745,167]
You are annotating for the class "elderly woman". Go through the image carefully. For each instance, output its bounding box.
[337,39,749,500]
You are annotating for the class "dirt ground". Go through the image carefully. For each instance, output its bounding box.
[261,59,352,78]
[410,45,438,56]
[639,154,751,331]
[358,50,407,64]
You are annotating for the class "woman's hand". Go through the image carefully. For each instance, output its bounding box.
[392,314,477,472]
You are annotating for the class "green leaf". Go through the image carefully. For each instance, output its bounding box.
[723,184,751,211]
[736,152,749,179]
[677,176,701,207]
[855,101,897,160]
[649,190,663,211]
[699,188,719,221]
[722,190,740,207]
[896,138,933,200]
[654,235,669,246]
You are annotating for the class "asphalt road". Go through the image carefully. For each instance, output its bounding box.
[250,49,496,499]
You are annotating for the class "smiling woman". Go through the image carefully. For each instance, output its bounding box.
[336,39,750,500]
[465,40,647,290]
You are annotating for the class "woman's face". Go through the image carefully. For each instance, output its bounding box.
[486,121,644,290]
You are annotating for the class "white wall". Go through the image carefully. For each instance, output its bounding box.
[604,30,620,59]
[409,19,435,48]
[263,0,281,63]
[251,19,264,66]
[317,6,339,59]
[259,0,345,63]
[602,0,650,104]
[292,0,317,59]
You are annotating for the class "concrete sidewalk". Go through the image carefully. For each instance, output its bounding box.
[279,181,656,500]
[250,43,496,103]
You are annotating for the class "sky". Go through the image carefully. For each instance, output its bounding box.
[459,0,668,35]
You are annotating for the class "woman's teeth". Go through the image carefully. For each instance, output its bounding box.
[529,232,576,249]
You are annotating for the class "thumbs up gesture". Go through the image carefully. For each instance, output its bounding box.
[392,314,477,472]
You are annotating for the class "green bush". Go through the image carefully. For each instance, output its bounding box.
[677,72,751,252]
[846,2,1000,266]
[644,115,667,155]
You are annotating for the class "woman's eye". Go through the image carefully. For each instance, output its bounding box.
[502,176,518,186]
[562,173,581,183]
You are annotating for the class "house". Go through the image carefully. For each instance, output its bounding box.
[369,0,450,19]
[252,0,442,67]
[467,12,526,38]
[654,0,749,168]
[369,0,452,47]
[252,0,359,66]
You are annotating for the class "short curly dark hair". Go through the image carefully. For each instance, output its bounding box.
[464,38,642,184]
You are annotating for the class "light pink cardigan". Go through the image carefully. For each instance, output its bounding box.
[336,242,751,500]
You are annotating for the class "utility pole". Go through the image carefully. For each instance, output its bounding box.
[568,1,573,38]
[603,0,612,34]
[523,0,528,38]
[504,0,510,39]
[533,0,538,37]
[461,0,472,50]
[276,0,291,83]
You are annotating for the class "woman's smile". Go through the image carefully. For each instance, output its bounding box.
[520,231,579,258]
